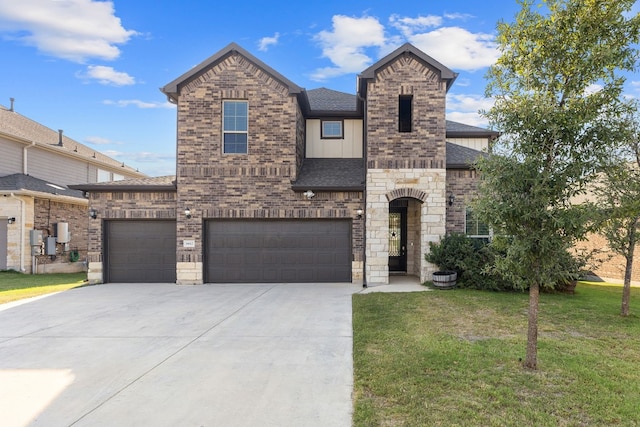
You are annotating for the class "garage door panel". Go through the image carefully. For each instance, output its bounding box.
[205,219,351,283]
[106,220,176,283]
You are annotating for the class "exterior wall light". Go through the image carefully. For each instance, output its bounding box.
[185,207,192,219]
[89,208,98,219]
[7,217,16,224]
[448,193,455,206]
[303,190,315,200]
[356,209,363,219]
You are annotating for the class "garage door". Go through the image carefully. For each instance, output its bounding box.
[105,220,176,283]
[205,219,351,283]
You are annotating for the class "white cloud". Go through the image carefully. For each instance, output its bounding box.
[311,15,386,80]
[389,14,442,38]
[102,149,123,158]
[80,65,135,86]
[258,32,280,51]
[409,27,499,71]
[0,0,137,62]
[103,99,175,109]
[84,136,113,145]
[446,93,494,127]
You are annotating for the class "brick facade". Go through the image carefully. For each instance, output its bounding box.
[364,53,449,284]
[446,169,481,235]
[33,199,88,273]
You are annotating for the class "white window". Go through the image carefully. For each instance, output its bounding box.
[223,100,248,154]
[321,120,343,139]
[113,173,124,181]
[465,207,490,238]
[97,169,110,182]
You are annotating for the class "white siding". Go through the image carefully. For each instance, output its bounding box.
[306,119,363,158]
[0,138,26,175]
[446,137,490,152]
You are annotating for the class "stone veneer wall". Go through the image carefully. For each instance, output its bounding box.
[85,190,177,283]
[33,199,88,273]
[1,195,34,272]
[445,169,480,234]
[367,169,446,284]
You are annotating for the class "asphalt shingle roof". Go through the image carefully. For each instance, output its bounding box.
[306,88,358,112]
[292,159,365,191]
[69,175,177,191]
[0,173,85,199]
[446,142,488,168]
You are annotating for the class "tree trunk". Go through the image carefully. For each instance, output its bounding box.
[524,281,539,370]
[622,220,637,317]
[622,252,635,317]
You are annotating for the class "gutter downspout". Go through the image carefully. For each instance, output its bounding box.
[357,90,368,288]
[23,140,35,174]
[9,193,25,272]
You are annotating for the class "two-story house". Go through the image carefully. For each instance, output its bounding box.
[74,42,497,286]
[0,102,146,273]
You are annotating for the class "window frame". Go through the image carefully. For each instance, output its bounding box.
[465,207,491,239]
[320,119,344,139]
[222,100,249,154]
[398,95,413,133]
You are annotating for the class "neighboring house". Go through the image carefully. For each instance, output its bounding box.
[73,42,497,285]
[0,102,146,273]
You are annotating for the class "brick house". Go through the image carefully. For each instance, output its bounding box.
[0,102,146,273]
[73,42,497,285]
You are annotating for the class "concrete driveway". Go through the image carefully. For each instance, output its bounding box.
[0,282,356,427]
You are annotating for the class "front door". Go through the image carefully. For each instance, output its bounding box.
[388,207,407,272]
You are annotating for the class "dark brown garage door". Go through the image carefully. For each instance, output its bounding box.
[105,220,176,283]
[205,219,351,283]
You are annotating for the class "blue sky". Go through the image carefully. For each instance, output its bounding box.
[0,0,638,177]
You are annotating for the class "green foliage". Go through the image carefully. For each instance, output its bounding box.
[478,0,640,367]
[426,233,513,291]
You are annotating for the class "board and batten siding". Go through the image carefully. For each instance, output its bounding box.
[446,137,490,152]
[306,119,363,158]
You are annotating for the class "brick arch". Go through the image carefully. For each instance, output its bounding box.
[385,188,427,202]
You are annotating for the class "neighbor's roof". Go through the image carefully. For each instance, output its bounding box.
[291,159,365,191]
[69,175,177,192]
[161,42,303,103]
[0,173,85,200]
[0,104,145,177]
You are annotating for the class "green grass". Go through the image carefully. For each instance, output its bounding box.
[353,283,640,426]
[0,271,87,304]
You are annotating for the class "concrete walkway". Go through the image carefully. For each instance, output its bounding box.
[0,283,356,427]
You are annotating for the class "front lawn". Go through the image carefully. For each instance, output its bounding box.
[353,283,640,426]
[0,271,87,304]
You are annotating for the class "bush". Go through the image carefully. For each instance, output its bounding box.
[425,233,514,291]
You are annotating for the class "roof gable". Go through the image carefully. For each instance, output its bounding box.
[161,42,303,102]
[358,43,458,94]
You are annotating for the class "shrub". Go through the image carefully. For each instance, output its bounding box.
[425,233,514,291]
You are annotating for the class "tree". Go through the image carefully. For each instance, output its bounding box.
[593,109,640,316]
[475,0,640,370]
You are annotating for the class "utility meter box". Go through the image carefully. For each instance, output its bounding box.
[30,230,43,246]
[56,222,70,243]
[45,236,57,255]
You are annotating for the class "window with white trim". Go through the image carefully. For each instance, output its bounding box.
[465,207,490,238]
[321,120,343,139]
[223,100,248,154]
[97,169,110,182]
